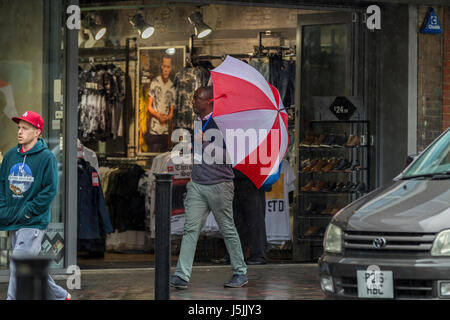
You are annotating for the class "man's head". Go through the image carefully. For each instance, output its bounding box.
[160,55,173,82]
[192,86,213,118]
[12,111,43,146]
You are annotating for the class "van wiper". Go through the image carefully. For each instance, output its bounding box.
[401,171,450,180]
[431,171,450,180]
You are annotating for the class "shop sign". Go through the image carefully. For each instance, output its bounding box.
[420,7,442,34]
[329,96,357,121]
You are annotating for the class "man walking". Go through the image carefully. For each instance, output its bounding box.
[0,110,70,300]
[170,87,247,289]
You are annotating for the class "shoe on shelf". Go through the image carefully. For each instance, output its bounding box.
[299,133,316,147]
[302,158,319,172]
[321,203,335,215]
[300,158,311,170]
[170,275,189,290]
[344,160,361,172]
[211,255,230,264]
[301,180,315,192]
[311,180,328,192]
[304,226,320,237]
[224,274,248,288]
[246,258,267,265]
[321,158,338,173]
[320,133,336,147]
[311,133,327,147]
[333,134,347,148]
[351,182,367,193]
[345,135,361,148]
[311,158,328,172]
[332,159,349,171]
[340,181,354,192]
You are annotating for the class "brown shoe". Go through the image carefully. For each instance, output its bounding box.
[301,180,314,192]
[311,158,328,172]
[345,135,360,148]
[311,134,327,147]
[321,158,338,173]
[302,158,319,172]
[329,207,341,215]
[311,180,328,192]
[304,226,320,237]
[321,203,335,215]
[299,133,316,147]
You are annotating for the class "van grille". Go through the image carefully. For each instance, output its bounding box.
[343,231,436,255]
[340,277,434,299]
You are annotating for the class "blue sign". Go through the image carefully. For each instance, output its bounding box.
[420,7,442,34]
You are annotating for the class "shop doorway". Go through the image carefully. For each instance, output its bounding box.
[293,11,370,261]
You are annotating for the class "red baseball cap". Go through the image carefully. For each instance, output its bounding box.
[12,111,44,132]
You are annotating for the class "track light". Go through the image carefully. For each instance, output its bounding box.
[130,13,155,39]
[82,14,107,41]
[188,11,212,39]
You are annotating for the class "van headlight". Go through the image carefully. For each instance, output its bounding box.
[324,224,342,254]
[431,230,450,256]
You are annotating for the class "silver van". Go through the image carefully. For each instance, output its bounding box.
[319,127,450,299]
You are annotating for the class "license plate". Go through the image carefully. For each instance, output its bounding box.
[357,268,394,298]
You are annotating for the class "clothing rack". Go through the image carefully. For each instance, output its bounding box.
[78,38,138,157]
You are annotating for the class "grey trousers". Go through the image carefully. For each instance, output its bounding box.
[7,228,68,300]
[174,181,247,282]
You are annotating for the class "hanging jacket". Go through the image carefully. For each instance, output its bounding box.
[77,159,113,239]
[0,138,58,230]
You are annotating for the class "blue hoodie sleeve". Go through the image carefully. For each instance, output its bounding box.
[22,153,58,218]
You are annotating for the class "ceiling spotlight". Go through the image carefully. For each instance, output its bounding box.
[188,11,212,39]
[165,48,176,55]
[130,13,155,39]
[82,14,107,41]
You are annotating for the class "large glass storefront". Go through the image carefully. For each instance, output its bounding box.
[0,0,417,275]
[0,0,70,272]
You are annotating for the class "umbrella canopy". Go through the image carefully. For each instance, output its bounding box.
[210,55,289,188]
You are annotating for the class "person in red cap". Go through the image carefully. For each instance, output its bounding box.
[0,110,71,300]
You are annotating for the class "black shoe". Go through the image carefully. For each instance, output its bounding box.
[340,181,353,192]
[211,255,230,264]
[333,134,347,148]
[224,274,248,288]
[170,275,188,290]
[320,134,336,147]
[351,182,367,193]
[246,258,267,265]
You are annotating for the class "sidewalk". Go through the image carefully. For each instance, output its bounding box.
[0,263,324,300]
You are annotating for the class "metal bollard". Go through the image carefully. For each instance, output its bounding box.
[12,255,51,300]
[154,173,173,300]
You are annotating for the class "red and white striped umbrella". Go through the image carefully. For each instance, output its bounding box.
[210,56,289,188]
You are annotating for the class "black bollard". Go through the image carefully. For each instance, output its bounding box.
[12,255,51,300]
[154,173,174,300]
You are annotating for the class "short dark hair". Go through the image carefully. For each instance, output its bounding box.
[202,86,213,100]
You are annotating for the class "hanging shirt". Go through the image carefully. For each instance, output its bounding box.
[265,159,295,244]
[148,75,176,135]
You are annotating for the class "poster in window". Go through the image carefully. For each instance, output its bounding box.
[136,46,185,155]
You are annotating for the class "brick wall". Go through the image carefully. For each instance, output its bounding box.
[417,6,444,151]
[443,7,450,131]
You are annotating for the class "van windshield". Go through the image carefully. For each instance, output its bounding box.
[402,129,450,179]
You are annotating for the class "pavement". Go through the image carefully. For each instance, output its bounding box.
[0,263,325,300]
